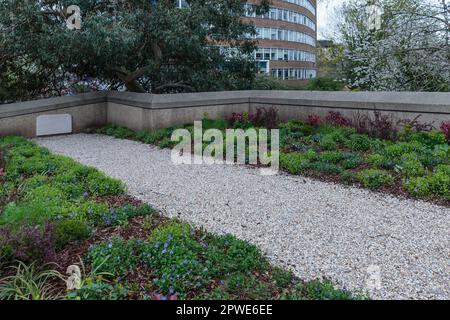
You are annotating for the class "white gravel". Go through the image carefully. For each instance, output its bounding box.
[35,134,450,300]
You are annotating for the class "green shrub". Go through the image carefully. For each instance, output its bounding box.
[142,221,206,296]
[272,267,294,289]
[358,169,394,189]
[198,287,232,300]
[436,164,450,175]
[66,281,128,300]
[430,171,450,197]
[306,77,345,91]
[205,234,268,277]
[318,134,338,150]
[279,120,305,132]
[97,126,135,139]
[404,176,432,197]
[158,138,175,149]
[280,151,316,174]
[302,280,367,300]
[383,141,426,160]
[367,154,393,169]
[0,181,15,198]
[340,153,362,169]
[397,159,426,177]
[345,134,373,151]
[55,219,91,249]
[135,129,169,144]
[86,171,125,196]
[0,185,72,228]
[23,175,49,191]
[317,151,344,164]
[75,201,145,227]
[225,273,271,300]
[340,171,356,185]
[121,204,156,218]
[404,168,450,198]
[203,118,227,131]
[409,131,447,147]
[309,162,343,175]
[87,238,141,277]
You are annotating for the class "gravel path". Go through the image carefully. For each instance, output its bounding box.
[35,134,450,300]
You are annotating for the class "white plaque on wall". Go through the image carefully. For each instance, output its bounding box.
[36,114,73,136]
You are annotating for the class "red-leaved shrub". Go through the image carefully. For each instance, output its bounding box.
[441,121,450,142]
[229,107,279,129]
[306,114,322,126]
[325,111,351,127]
[0,223,57,264]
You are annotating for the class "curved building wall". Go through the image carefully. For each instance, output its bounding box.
[245,0,317,81]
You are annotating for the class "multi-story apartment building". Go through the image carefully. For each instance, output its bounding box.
[178,0,318,82]
[244,0,317,81]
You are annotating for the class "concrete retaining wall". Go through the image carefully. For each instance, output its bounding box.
[1,91,449,137]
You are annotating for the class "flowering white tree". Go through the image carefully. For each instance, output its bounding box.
[338,0,450,91]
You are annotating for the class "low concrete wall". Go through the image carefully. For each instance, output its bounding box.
[0,92,107,137]
[1,90,450,137]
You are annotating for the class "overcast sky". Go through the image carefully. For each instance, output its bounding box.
[317,0,346,40]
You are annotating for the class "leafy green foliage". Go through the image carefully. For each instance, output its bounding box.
[0,0,270,102]
[224,273,272,299]
[205,234,268,276]
[305,77,345,91]
[66,281,128,300]
[0,261,63,300]
[280,151,315,174]
[55,219,91,249]
[272,267,294,289]
[141,222,206,296]
[358,169,394,189]
[87,238,142,278]
[86,171,125,196]
[302,280,367,300]
[404,165,450,198]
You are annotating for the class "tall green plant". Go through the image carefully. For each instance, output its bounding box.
[0,261,64,300]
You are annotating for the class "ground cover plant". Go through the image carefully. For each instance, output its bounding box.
[97,110,450,206]
[0,136,363,300]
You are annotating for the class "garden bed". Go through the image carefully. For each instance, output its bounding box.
[96,111,450,207]
[0,136,364,300]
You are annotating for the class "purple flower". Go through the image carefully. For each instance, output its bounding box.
[169,288,175,294]
[169,250,174,255]
[107,242,113,249]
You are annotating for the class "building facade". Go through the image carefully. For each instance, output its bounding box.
[178,0,317,82]
[244,0,317,81]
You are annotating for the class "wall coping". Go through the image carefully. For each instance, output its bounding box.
[0,92,107,118]
[1,90,450,119]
